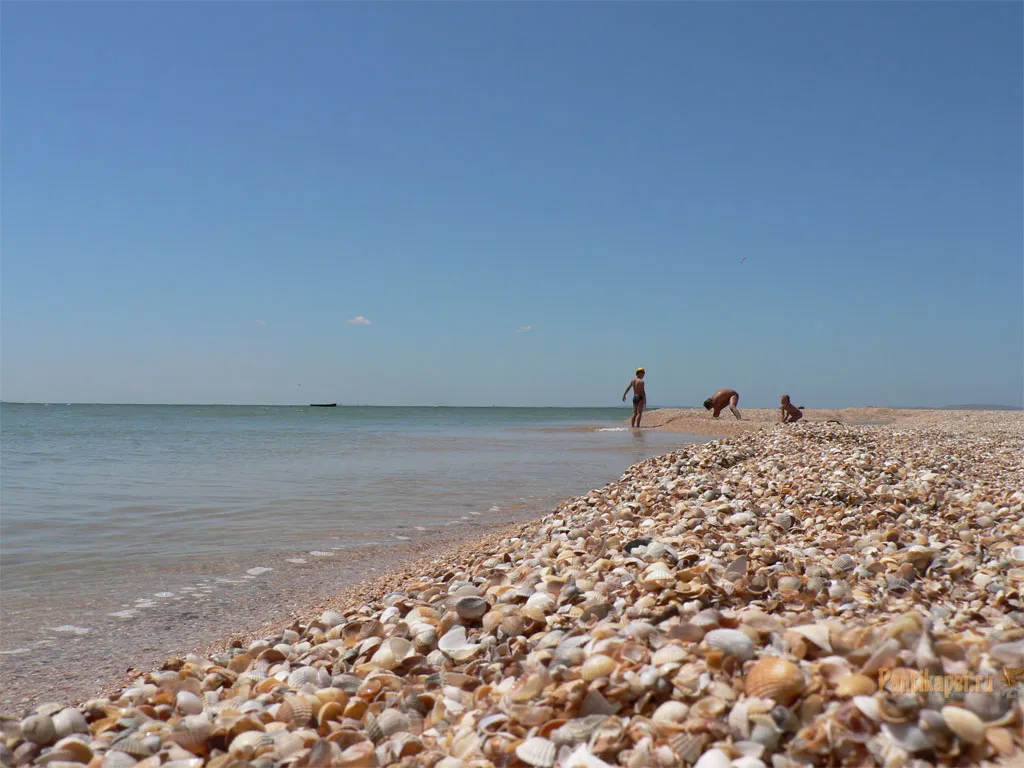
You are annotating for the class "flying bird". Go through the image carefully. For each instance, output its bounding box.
[740,257,747,264]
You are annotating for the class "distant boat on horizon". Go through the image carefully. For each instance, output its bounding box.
[310,403,337,407]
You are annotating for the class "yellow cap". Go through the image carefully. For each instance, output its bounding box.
[636,367,645,373]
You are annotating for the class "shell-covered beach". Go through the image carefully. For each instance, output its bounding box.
[4,413,1023,768]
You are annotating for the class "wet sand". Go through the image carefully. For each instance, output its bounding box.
[0,524,522,715]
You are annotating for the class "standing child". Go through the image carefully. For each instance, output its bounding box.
[622,368,647,428]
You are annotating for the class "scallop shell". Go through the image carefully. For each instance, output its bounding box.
[832,554,856,575]
[641,562,675,589]
[940,706,985,745]
[287,666,320,688]
[515,736,557,767]
[319,610,345,627]
[229,730,269,758]
[704,628,755,661]
[744,657,805,704]
[277,695,314,727]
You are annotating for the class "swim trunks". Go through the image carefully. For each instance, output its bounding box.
[633,395,643,405]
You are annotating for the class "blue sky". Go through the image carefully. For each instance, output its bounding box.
[2,2,1021,408]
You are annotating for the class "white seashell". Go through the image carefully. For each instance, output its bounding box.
[369,637,413,670]
[175,691,204,716]
[563,745,615,768]
[651,644,687,666]
[704,628,755,661]
[692,748,733,768]
[319,610,345,627]
[789,624,832,652]
[1009,545,1024,566]
[51,708,88,738]
[523,592,556,622]
[438,626,481,662]
[515,736,557,767]
[287,666,319,688]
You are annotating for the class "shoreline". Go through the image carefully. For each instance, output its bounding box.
[4,414,1023,766]
[631,406,1024,437]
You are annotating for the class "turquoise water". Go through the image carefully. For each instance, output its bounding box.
[0,403,704,659]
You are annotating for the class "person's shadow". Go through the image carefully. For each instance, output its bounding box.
[631,428,647,446]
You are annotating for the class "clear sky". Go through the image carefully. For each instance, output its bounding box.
[2,2,1021,408]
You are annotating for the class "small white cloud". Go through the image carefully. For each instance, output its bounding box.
[246,319,266,326]
[516,325,532,333]
[348,316,371,325]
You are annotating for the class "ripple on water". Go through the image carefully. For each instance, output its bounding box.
[245,567,273,576]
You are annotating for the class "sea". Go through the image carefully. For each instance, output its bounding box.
[0,403,709,709]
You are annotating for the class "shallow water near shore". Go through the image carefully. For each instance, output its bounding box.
[0,403,706,710]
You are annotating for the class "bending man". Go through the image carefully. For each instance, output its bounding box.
[703,389,741,420]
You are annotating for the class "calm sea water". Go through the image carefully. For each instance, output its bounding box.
[0,403,705,659]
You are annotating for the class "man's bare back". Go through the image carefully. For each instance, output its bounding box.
[703,388,741,419]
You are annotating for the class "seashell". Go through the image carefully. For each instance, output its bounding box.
[51,709,88,738]
[651,644,687,667]
[287,666,320,688]
[704,628,755,661]
[880,721,933,753]
[623,537,652,555]
[369,637,413,670]
[454,596,489,622]
[789,624,831,653]
[376,708,411,738]
[515,736,557,767]
[277,695,314,727]
[832,554,856,575]
[551,716,609,746]
[102,752,138,768]
[669,731,709,763]
[650,701,689,729]
[581,654,616,682]
[640,562,675,590]
[940,706,985,745]
[229,730,268,758]
[1009,545,1024,567]
[20,715,57,746]
[175,691,204,715]
[744,657,805,705]
[834,673,876,698]
[112,734,159,758]
[523,592,557,622]
[52,736,93,764]
[692,748,733,768]
[319,610,345,627]
[438,626,482,662]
